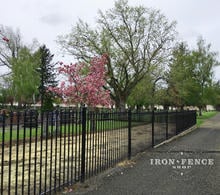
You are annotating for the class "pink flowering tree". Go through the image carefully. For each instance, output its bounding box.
[49,54,112,108]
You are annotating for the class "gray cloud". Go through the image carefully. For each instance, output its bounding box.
[39,13,68,26]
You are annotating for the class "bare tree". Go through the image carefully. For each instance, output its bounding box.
[0,25,23,72]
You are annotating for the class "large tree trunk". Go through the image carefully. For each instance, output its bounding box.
[115,97,126,112]
[119,101,126,112]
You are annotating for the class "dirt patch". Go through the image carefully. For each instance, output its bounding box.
[0,124,154,194]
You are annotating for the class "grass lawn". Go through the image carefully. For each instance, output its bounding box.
[0,120,130,143]
[2,110,216,143]
[196,111,218,127]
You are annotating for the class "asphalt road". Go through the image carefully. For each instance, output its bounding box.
[70,113,220,195]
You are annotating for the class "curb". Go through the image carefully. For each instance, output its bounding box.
[153,125,198,148]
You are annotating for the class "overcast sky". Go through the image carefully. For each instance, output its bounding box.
[1,0,220,79]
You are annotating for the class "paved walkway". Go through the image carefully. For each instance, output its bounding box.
[69,113,220,195]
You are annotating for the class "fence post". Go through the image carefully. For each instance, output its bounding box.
[81,107,87,182]
[166,110,168,140]
[152,110,155,147]
[175,110,178,135]
[128,109,132,159]
[194,111,197,125]
[1,111,6,195]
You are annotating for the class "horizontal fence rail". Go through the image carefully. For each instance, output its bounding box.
[0,108,197,194]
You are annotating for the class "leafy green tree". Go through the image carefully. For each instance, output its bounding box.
[167,39,219,114]
[0,77,14,106]
[202,82,219,107]
[0,25,41,107]
[154,87,171,110]
[57,0,176,110]
[167,42,193,109]
[127,75,153,110]
[127,75,168,110]
[10,47,39,107]
[210,81,220,108]
[36,45,57,112]
[191,38,219,114]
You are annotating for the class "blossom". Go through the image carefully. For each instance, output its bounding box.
[49,54,112,107]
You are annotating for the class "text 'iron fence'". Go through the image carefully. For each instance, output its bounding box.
[0,108,196,194]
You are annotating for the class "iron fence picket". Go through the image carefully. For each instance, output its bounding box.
[128,109,132,159]
[152,110,155,147]
[15,112,20,195]
[80,107,86,182]
[8,112,13,194]
[22,111,26,195]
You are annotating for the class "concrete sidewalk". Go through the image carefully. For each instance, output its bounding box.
[68,113,220,195]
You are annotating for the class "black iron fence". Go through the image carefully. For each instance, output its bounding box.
[0,108,196,194]
[152,110,197,146]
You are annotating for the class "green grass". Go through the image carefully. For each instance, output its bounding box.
[197,111,218,127]
[0,120,129,143]
[2,110,216,143]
